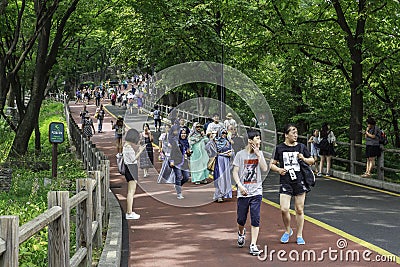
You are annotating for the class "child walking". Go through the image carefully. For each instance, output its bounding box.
[232,130,269,256]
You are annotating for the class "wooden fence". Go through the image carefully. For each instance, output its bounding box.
[0,96,111,267]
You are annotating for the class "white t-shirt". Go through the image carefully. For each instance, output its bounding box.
[206,122,224,134]
[233,149,264,198]
[122,144,137,164]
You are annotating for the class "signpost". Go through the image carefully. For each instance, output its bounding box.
[49,122,64,178]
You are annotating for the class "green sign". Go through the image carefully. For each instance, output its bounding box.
[49,122,64,143]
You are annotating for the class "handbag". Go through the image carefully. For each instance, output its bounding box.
[299,159,315,187]
[207,157,216,172]
[116,153,125,175]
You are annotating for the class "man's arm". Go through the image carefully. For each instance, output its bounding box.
[232,165,248,196]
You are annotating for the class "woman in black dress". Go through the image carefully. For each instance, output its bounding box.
[139,123,154,177]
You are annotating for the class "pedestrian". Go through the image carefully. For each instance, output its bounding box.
[269,124,314,245]
[178,117,190,134]
[82,113,95,141]
[139,123,153,177]
[127,95,134,114]
[111,116,124,154]
[111,90,117,106]
[123,129,147,220]
[158,124,171,161]
[203,117,213,133]
[169,126,191,199]
[206,113,225,134]
[224,113,237,130]
[153,105,162,131]
[230,126,246,153]
[213,128,233,202]
[233,130,268,256]
[317,123,336,176]
[361,117,381,177]
[307,129,320,172]
[205,130,218,179]
[79,105,88,126]
[137,91,143,114]
[94,88,101,107]
[189,122,209,185]
[75,88,82,104]
[95,104,105,133]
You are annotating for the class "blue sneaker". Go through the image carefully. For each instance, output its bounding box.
[297,237,306,245]
[280,229,293,243]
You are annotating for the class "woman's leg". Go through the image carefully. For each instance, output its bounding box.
[126,180,137,214]
[319,155,325,174]
[326,155,332,174]
[173,167,183,195]
[116,138,122,154]
[280,194,292,234]
[294,193,306,238]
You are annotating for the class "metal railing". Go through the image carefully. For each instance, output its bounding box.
[144,98,400,182]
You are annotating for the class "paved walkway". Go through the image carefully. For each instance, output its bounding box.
[68,100,398,267]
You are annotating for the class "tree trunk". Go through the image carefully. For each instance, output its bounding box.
[349,67,364,172]
[35,123,41,155]
[390,107,400,148]
[11,18,51,156]
[10,0,79,156]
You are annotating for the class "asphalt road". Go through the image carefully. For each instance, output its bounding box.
[263,173,400,257]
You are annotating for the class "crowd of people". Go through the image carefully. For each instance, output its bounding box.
[74,81,386,256]
[154,113,244,202]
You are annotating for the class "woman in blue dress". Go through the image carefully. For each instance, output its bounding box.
[213,128,233,202]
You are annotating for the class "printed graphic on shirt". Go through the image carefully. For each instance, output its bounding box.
[283,151,300,180]
[282,152,300,171]
[242,158,259,184]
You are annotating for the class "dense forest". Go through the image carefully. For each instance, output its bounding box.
[0,0,399,161]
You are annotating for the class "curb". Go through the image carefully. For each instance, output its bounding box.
[332,169,400,194]
[98,190,122,267]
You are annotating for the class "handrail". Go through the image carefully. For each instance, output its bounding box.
[144,98,400,182]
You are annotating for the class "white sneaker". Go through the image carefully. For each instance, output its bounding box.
[249,244,263,256]
[177,194,184,199]
[126,212,140,220]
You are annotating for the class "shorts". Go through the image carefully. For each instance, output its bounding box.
[124,164,138,182]
[237,195,262,227]
[366,145,381,158]
[279,181,309,196]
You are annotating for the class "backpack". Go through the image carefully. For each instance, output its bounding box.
[378,129,388,145]
[299,159,316,187]
[300,144,316,187]
[116,153,125,175]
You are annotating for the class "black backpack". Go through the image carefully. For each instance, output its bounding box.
[319,130,331,151]
[377,129,388,145]
[319,137,330,151]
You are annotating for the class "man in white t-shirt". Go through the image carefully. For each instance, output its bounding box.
[206,113,224,134]
[232,130,268,256]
